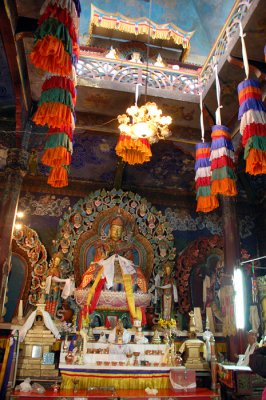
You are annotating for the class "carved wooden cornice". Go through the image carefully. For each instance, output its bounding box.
[0,172,195,208]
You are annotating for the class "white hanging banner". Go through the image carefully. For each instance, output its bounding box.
[214,64,222,125]
[200,92,205,142]
[239,22,249,79]
[135,83,142,106]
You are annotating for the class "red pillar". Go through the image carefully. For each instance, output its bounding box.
[0,148,28,318]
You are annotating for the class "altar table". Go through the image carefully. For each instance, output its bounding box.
[10,388,220,399]
[59,342,185,390]
[59,364,184,390]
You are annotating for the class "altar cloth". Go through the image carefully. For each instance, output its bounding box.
[60,366,180,390]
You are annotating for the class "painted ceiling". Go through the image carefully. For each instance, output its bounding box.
[79,0,235,64]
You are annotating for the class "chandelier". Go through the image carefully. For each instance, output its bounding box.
[115,102,172,165]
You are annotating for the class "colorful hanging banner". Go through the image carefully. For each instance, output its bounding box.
[195,142,219,213]
[30,0,81,188]
[210,125,237,196]
[238,79,266,175]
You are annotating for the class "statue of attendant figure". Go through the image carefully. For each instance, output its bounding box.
[45,252,62,318]
[78,216,147,318]
[157,262,178,321]
[45,253,75,319]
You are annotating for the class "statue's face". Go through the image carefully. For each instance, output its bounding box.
[110,224,123,241]
[165,265,171,276]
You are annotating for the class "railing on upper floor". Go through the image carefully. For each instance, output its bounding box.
[76,56,200,96]
[200,0,255,89]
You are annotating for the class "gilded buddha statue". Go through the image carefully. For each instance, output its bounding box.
[76,216,150,323]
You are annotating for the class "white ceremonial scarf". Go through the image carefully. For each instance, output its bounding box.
[237,342,257,366]
[98,254,136,289]
[13,308,61,342]
[45,276,75,299]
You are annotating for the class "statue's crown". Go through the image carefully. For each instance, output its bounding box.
[111,216,124,227]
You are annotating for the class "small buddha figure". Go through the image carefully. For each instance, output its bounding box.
[108,319,131,344]
[28,149,38,176]
[105,46,118,59]
[154,53,165,68]
[98,331,107,343]
[130,52,143,64]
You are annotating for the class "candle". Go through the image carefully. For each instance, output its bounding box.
[18,300,23,318]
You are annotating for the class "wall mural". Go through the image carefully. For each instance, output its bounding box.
[19,193,71,217]
[124,142,195,191]
[165,207,256,239]
[28,131,196,190]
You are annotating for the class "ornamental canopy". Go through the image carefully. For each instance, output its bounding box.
[89,4,194,61]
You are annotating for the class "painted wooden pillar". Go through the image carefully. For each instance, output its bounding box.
[220,196,242,360]
[0,148,28,318]
[221,196,240,275]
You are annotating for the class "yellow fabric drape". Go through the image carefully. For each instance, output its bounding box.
[61,371,170,390]
[0,338,10,390]
[220,285,237,337]
[122,273,137,320]
[86,267,104,306]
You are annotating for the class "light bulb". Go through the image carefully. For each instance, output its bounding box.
[132,122,154,139]
[15,223,22,230]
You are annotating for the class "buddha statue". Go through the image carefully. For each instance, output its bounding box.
[76,215,149,322]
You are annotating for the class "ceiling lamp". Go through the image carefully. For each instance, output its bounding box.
[115,102,172,165]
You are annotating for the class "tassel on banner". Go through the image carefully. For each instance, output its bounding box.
[238,79,266,175]
[32,76,76,128]
[47,166,69,188]
[210,125,237,196]
[30,0,80,74]
[115,135,152,165]
[195,143,219,213]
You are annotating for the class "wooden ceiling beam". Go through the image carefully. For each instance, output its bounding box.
[75,111,202,145]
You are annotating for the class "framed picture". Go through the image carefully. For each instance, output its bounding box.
[32,345,42,358]
[105,315,118,329]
